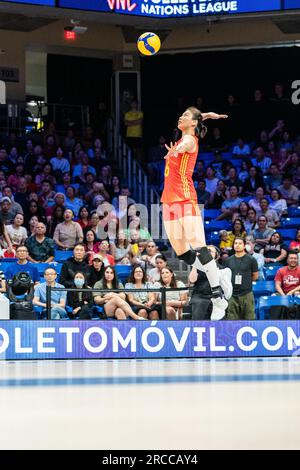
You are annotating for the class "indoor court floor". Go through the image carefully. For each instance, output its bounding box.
[0,357,300,450]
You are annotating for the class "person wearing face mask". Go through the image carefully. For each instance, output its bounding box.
[66,272,94,320]
[245,235,265,280]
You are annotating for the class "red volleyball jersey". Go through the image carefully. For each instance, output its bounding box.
[161,136,198,203]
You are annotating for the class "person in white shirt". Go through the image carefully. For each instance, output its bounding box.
[6,213,27,249]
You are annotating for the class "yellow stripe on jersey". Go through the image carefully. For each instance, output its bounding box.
[179,152,190,199]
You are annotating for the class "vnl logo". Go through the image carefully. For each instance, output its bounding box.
[107,0,137,12]
[291,80,300,105]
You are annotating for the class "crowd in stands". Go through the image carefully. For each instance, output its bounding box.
[1,81,300,321]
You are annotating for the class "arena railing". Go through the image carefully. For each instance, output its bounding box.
[46,285,192,320]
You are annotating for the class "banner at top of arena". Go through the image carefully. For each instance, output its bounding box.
[58,0,297,18]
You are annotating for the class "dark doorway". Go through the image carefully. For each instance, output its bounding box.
[47,54,112,133]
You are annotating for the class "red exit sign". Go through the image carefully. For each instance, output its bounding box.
[64,30,76,41]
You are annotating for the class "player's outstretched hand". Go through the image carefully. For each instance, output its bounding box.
[164,142,178,158]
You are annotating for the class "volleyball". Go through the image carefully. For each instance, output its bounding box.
[137,32,161,56]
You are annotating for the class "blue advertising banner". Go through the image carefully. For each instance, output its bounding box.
[59,0,282,18]
[0,320,300,360]
[1,0,55,5]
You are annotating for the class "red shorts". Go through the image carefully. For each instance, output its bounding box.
[162,200,200,222]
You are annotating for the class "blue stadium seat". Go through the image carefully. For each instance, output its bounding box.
[287,206,300,217]
[206,231,220,244]
[115,264,131,283]
[252,280,275,297]
[54,250,73,262]
[264,265,281,280]
[277,229,296,241]
[204,220,231,232]
[36,263,62,276]
[258,295,290,320]
[280,218,300,229]
[204,209,221,220]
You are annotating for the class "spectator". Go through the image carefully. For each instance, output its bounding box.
[65,186,83,217]
[204,166,219,194]
[249,187,266,213]
[33,267,67,320]
[59,243,90,288]
[50,146,70,177]
[289,229,300,253]
[2,186,23,215]
[264,164,282,192]
[225,237,258,320]
[48,205,65,238]
[108,175,121,200]
[155,266,188,320]
[261,231,288,265]
[35,162,56,189]
[6,213,28,249]
[192,160,205,182]
[225,167,242,193]
[93,265,144,320]
[0,218,14,253]
[209,179,227,209]
[196,180,210,207]
[125,265,160,319]
[124,100,143,163]
[275,251,300,295]
[76,206,91,231]
[25,200,46,228]
[268,189,288,218]
[38,180,56,209]
[0,197,19,224]
[232,201,250,223]
[227,218,247,247]
[141,241,160,273]
[251,147,272,174]
[53,209,83,250]
[253,215,275,252]
[66,272,94,320]
[25,222,55,263]
[278,176,299,207]
[257,198,280,228]
[5,245,40,285]
[110,230,131,265]
[217,185,243,220]
[232,137,250,157]
[83,229,100,258]
[219,230,232,255]
[148,254,167,282]
[87,253,105,287]
[243,167,265,197]
[210,150,224,178]
[238,161,250,183]
[98,239,115,266]
[245,235,265,280]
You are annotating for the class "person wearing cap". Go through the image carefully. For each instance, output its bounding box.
[87,254,105,287]
[0,196,19,225]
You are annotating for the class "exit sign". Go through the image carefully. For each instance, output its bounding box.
[0,67,19,83]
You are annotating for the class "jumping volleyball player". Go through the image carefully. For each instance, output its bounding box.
[161,107,228,320]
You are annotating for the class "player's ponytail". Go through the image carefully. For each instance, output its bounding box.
[187,106,207,139]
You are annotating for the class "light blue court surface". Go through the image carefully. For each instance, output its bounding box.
[1,357,300,450]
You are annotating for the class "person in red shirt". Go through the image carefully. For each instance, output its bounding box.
[289,229,300,253]
[275,251,300,295]
[161,106,228,319]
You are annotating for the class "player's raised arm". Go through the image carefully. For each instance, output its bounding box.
[202,112,228,121]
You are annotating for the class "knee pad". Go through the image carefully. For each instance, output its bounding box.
[197,246,213,265]
[178,250,196,265]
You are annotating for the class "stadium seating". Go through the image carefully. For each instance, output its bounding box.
[287,207,300,218]
[258,295,289,320]
[258,295,300,320]
[264,265,281,280]
[252,280,275,297]
[54,251,74,262]
[204,209,221,220]
[277,229,296,241]
[280,218,300,229]
[115,264,131,283]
